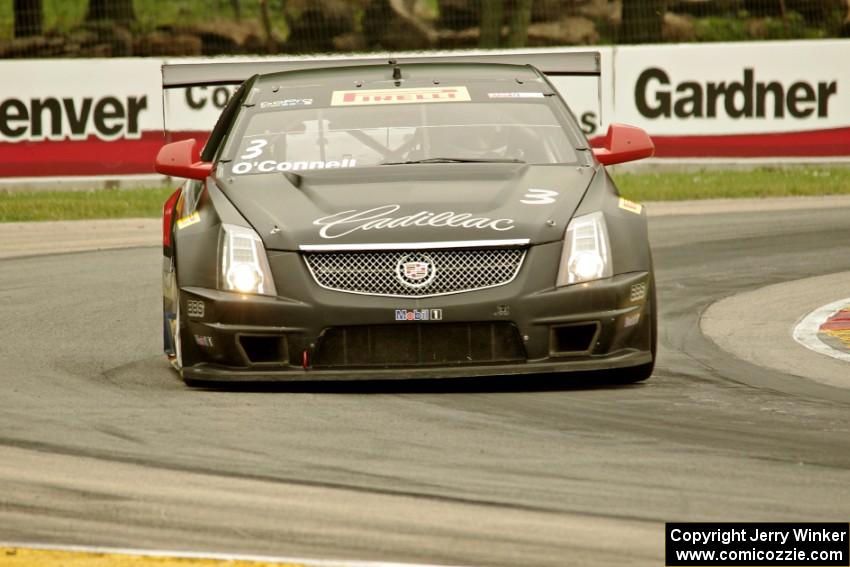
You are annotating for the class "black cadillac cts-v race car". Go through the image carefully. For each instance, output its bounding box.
[156,52,657,385]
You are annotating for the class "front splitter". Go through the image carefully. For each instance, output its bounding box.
[181,350,652,382]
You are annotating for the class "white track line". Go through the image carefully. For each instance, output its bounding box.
[0,542,467,567]
[792,298,850,363]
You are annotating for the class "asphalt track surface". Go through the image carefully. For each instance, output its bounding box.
[1,204,850,567]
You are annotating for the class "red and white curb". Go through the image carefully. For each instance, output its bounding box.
[792,298,850,363]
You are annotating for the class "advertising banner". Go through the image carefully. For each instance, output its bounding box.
[613,40,850,157]
[0,40,847,179]
[0,59,163,177]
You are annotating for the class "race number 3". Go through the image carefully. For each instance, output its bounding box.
[240,139,268,160]
[521,188,558,205]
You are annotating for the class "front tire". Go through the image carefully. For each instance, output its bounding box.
[173,298,184,377]
[163,259,185,380]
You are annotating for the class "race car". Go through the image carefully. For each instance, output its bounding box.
[156,52,657,385]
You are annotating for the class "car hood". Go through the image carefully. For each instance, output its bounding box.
[216,163,596,250]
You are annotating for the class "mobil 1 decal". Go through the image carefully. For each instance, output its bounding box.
[395,309,443,322]
[230,137,357,175]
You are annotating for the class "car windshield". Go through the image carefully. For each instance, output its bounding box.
[228,100,578,176]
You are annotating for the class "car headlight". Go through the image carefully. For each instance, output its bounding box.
[556,211,613,285]
[219,224,277,296]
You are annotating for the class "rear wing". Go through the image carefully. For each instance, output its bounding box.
[162,50,601,89]
[160,50,602,140]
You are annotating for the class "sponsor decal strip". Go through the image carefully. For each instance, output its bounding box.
[232,159,356,175]
[488,92,545,99]
[259,98,313,109]
[395,309,443,321]
[331,86,471,106]
[176,211,201,230]
[618,198,642,215]
[194,334,214,347]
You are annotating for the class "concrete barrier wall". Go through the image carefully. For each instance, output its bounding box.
[1,39,848,185]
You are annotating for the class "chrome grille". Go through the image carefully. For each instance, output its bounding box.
[303,247,527,297]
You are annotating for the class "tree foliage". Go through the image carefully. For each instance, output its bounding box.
[621,0,665,43]
[86,0,136,23]
[479,0,535,48]
[13,0,43,37]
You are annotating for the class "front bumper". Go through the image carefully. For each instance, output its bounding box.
[176,243,653,382]
[183,350,652,382]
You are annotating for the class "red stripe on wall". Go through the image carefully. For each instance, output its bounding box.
[589,126,850,158]
[655,126,850,158]
[1,127,849,178]
[0,131,208,178]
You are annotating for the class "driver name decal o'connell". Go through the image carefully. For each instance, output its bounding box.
[314,204,515,238]
[331,86,471,106]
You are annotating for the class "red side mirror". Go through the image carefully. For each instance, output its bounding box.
[155,139,213,180]
[592,124,655,166]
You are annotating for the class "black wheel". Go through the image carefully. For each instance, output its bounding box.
[163,252,192,383]
[165,267,184,378]
[173,297,185,379]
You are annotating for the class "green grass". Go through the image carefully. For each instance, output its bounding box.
[0,168,849,222]
[613,168,850,202]
[0,188,173,222]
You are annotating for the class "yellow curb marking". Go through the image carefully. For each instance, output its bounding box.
[821,328,850,348]
[0,548,306,567]
[818,305,850,349]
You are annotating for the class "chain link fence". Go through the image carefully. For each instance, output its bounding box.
[2,0,848,58]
